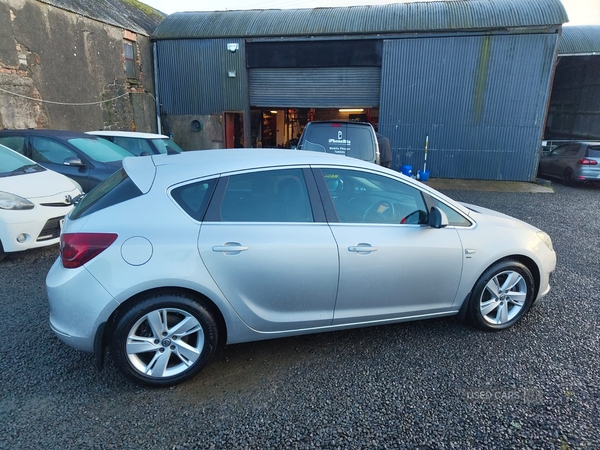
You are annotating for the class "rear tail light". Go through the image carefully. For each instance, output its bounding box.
[61,233,118,269]
[578,158,598,165]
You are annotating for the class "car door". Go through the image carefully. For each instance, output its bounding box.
[198,167,339,332]
[28,136,92,191]
[313,167,464,324]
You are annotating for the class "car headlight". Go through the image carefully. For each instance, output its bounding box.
[536,231,554,251]
[0,191,35,210]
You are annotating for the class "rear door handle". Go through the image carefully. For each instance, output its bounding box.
[212,242,249,255]
[348,244,377,254]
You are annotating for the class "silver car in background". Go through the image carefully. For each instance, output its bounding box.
[46,149,556,387]
[538,141,600,185]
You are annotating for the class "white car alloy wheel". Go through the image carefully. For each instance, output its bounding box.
[469,260,535,330]
[111,295,218,387]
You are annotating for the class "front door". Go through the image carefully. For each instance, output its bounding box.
[314,167,464,324]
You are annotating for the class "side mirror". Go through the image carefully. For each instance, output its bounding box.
[63,157,85,167]
[429,206,449,229]
[140,151,151,156]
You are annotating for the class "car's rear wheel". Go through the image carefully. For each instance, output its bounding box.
[468,260,535,330]
[562,168,575,186]
[111,294,218,387]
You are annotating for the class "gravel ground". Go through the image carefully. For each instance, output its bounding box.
[0,182,598,449]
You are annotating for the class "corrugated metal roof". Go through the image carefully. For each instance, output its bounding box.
[152,0,568,40]
[37,0,165,35]
[559,25,600,55]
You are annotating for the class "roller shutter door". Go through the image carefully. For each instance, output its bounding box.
[249,67,381,108]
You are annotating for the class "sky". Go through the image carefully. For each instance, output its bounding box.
[139,0,600,25]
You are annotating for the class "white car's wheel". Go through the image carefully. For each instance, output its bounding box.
[469,260,535,330]
[111,294,218,387]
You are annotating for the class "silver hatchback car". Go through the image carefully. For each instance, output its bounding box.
[47,149,556,387]
[538,141,600,185]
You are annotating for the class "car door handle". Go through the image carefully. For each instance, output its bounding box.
[212,243,249,255]
[348,244,377,254]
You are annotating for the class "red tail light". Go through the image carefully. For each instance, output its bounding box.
[61,233,118,269]
[578,158,598,165]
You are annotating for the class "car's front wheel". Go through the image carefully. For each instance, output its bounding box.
[468,260,535,330]
[111,294,218,387]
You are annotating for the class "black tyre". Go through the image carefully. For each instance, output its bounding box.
[562,168,575,186]
[0,240,5,263]
[111,294,218,387]
[468,260,535,331]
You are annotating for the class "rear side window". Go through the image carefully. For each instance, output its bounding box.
[0,136,25,154]
[171,179,217,221]
[301,123,376,162]
[70,168,142,220]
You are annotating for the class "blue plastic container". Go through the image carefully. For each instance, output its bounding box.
[400,165,412,177]
[418,170,430,182]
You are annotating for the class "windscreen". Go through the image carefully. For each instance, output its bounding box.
[68,138,134,163]
[301,123,376,163]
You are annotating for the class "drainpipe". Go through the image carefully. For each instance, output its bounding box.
[152,42,162,134]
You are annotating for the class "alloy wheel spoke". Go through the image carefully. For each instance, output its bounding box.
[501,272,522,292]
[127,336,158,355]
[481,299,501,317]
[168,315,200,337]
[145,310,166,338]
[485,278,501,298]
[507,291,527,307]
[495,301,509,323]
[148,349,171,377]
[173,340,201,365]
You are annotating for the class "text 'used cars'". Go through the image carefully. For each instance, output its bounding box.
[46,149,556,387]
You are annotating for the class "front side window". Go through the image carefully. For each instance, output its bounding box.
[431,198,472,227]
[319,168,428,225]
[31,137,78,164]
[218,169,313,222]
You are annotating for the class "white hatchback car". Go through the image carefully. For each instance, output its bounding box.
[0,144,81,262]
[46,149,556,387]
[86,131,183,156]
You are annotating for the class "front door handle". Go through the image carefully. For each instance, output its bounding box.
[348,243,377,254]
[212,242,249,255]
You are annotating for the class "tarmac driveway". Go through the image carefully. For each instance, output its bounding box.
[0,182,598,449]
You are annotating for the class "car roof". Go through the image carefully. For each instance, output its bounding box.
[0,129,97,139]
[306,121,373,126]
[86,131,170,139]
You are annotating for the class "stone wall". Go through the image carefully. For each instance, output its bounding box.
[0,0,156,132]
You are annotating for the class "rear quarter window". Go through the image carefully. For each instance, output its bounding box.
[170,179,217,221]
[70,168,142,220]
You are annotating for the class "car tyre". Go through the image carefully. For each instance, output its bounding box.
[562,168,575,186]
[468,260,535,331]
[111,294,218,387]
[0,240,5,263]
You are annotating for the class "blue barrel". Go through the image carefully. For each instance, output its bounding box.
[418,170,430,181]
[400,165,412,177]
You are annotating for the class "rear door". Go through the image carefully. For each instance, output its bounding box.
[198,167,339,332]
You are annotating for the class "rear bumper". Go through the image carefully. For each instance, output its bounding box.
[46,258,119,352]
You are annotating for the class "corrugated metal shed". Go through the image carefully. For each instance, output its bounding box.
[152,0,568,40]
[559,25,600,55]
[37,0,165,35]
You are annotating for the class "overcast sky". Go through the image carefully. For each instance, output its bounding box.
[139,0,600,25]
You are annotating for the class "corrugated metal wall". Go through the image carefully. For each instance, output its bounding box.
[380,33,559,180]
[248,67,381,108]
[155,39,248,115]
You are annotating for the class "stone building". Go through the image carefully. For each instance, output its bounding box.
[0,0,163,132]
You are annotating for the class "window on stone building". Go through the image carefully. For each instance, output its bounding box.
[124,41,136,78]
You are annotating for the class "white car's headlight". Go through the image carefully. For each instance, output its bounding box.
[0,191,35,210]
[536,231,554,251]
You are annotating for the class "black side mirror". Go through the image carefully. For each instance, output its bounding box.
[63,157,85,167]
[140,151,151,156]
[429,206,449,229]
